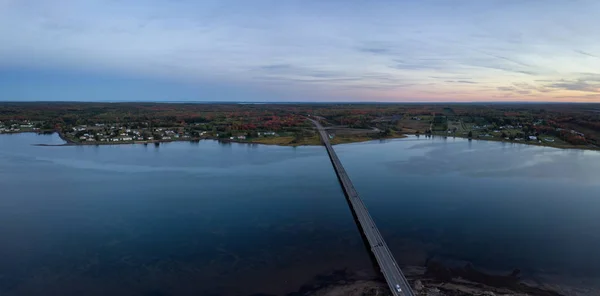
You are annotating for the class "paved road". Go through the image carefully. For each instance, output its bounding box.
[309,119,415,296]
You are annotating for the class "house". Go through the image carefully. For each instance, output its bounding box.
[570,130,584,137]
[529,136,537,140]
[122,137,133,141]
[238,135,246,140]
[230,137,234,140]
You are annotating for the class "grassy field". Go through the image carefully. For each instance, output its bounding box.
[247,132,407,146]
[330,132,407,145]
[249,135,321,146]
[397,118,430,133]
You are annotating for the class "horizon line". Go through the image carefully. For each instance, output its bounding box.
[1,100,599,105]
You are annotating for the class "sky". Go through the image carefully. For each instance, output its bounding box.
[1,0,600,102]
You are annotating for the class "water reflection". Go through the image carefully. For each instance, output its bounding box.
[0,133,599,295]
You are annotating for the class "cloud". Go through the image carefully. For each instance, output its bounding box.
[258,64,293,71]
[497,83,550,96]
[497,86,515,92]
[516,70,536,75]
[497,75,600,98]
[391,58,454,72]
[512,82,552,93]
[0,0,599,101]
[575,50,600,59]
[358,47,390,54]
[547,80,600,93]
[445,80,477,84]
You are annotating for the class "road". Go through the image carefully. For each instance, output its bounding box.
[309,118,415,296]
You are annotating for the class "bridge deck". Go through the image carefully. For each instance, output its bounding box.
[310,119,415,296]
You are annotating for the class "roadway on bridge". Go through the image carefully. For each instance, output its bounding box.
[309,118,415,296]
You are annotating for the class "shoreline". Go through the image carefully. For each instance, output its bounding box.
[425,133,600,151]
[282,260,575,296]
[3,130,597,151]
[31,130,410,147]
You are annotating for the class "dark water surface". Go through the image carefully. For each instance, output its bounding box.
[1,133,599,295]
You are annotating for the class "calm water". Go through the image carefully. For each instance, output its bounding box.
[1,133,600,295]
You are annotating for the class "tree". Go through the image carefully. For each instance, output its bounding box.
[468,131,473,138]
[292,131,304,143]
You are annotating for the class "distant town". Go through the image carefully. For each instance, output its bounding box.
[0,119,283,145]
[0,102,598,150]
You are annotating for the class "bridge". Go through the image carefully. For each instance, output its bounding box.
[309,118,415,296]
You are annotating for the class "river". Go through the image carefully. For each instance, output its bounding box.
[1,133,599,295]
